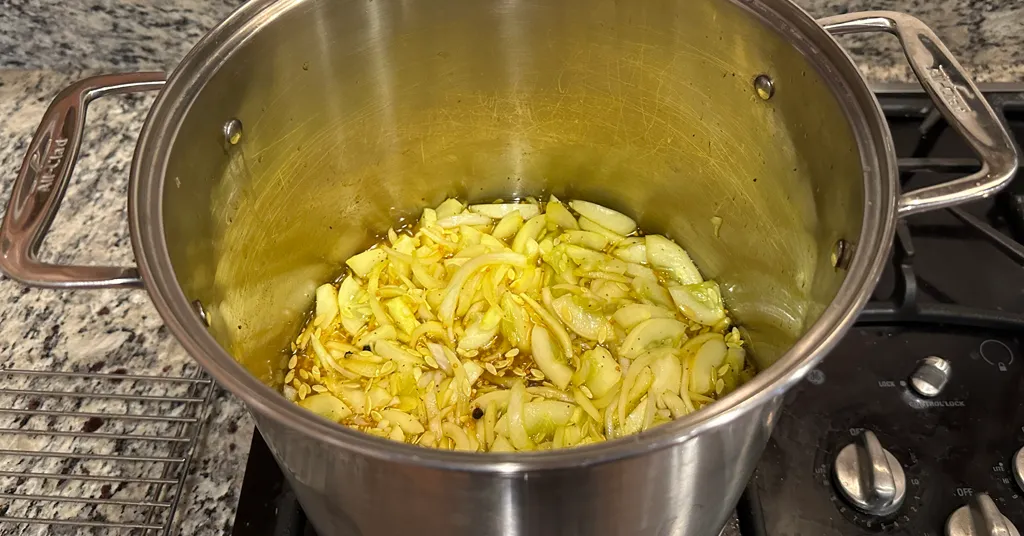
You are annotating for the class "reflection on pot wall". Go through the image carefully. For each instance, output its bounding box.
[158,0,865,384]
[2,0,1021,82]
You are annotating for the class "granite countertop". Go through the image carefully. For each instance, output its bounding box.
[0,1,1020,535]
[0,69,252,535]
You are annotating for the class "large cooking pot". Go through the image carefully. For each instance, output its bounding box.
[1,0,1017,534]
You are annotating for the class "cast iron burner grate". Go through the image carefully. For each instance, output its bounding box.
[856,84,1024,331]
[231,84,1024,536]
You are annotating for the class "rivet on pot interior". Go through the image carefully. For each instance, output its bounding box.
[831,239,853,269]
[223,118,243,145]
[754,74,775,100]
[192,299,210,327]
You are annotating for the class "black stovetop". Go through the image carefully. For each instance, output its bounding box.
[230,85,1024,536]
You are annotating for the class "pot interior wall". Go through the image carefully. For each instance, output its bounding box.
[161,0,865,384]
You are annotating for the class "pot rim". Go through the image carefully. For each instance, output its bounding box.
[129,0,897,471]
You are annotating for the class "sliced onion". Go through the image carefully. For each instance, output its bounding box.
[492,211,525,241]
[621,396,648,436]
[420,207,438,227]
[725,346,746,372]
[458,306,503,351]
[579,216,625,242]
[336,276,370,337]
[346,248,387,279]
[512,214,547,254]
[356,324,398,349]
[339,386,368,415]
[470,203,541,220]
[689,335,727,394]
[507,381,533,450]
[564,244,608,270]
[546,196,580,230]
[385,297,420,335]
[551,293,613,342]
[442,422,475,451]
[491,435,515,452]
[612,237,647,264]
[669,281,726,325]
[650,351,683,395]
[438,252,527,324]
[530,325,573,390]
[499,293,532,350]
[380,409,425,434]
[572,387,602,423]
[645,234,703,285]
[618,349,667,424]
[520,294,574,359]
[463,360,485,386]
[410,262,443,289]
[662,392,689,418]
[523,400,575,438]
[611,303,675,330]
[631,276,674,308]
[434,198,465,220]
[560,230,608,251]
[285,194,751,452]
[299,393,353,422]
[411,321,447,346]
[438,213,493,229]
[314,284,339,327]
[582,346,622,399]
[527,386,574,403]
[374,340,424,365]
[619,318,688,358]
[426,342,453,375]
[473,389,511,411]
[569,200,637,235]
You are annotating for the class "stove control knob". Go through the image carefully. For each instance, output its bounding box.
[833,430,906,516]
[909,356,951,398]
[1014,448,1024,493]
[946,493,1020,536]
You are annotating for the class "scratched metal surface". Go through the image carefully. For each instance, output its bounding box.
[155,0,865,384]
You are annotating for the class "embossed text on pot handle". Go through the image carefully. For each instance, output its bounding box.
[819,11,1020,217]
[0,72,166,289]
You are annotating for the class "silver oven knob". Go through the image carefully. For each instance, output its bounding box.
[946,493,1020,536]
[1014,448,1024,493]
[833,430,906,516]
[909,356,951,398]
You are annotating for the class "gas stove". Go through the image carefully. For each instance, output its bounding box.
[230,85,1024,536]
[742,85,1024,536]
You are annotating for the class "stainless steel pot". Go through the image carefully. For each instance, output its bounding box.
[1,1,1017,534]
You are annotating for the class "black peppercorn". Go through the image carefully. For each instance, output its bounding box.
[472,407,484,420]
[362,344,372,352]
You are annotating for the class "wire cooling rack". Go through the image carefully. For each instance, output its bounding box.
[0,368,214,534]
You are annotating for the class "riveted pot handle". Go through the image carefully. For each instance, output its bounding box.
[0,72,166,289]
[820,11,1020,218]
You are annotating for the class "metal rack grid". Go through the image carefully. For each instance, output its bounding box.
[0,368,214,535]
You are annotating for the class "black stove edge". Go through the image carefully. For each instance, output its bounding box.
[736,483,769,536]
[233,431,308,536]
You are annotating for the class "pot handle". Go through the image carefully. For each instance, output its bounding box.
[0,72,166,289]
[819,11,1020,217]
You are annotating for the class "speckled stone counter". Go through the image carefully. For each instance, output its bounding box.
[0,70,251,536]
[1,0,1021,81]
[0,1,1020,535]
